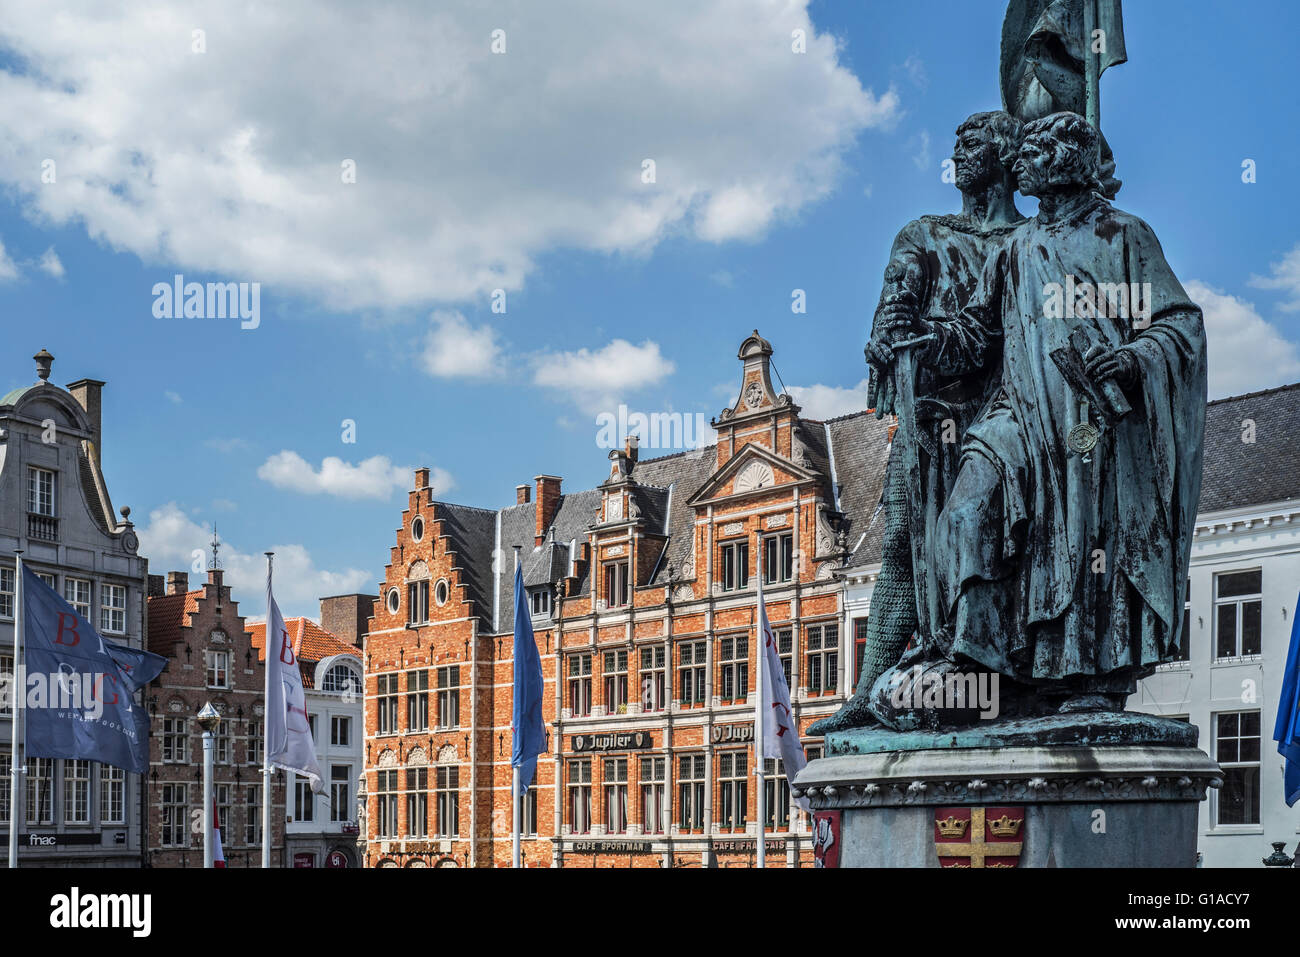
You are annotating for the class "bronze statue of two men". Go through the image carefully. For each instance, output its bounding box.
[814,109,1206,734]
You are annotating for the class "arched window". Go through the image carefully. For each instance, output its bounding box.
[321,663,360,694]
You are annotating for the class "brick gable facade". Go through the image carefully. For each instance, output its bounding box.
[362,331,891,867]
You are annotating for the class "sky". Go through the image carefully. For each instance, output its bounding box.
[1,0,1297,619]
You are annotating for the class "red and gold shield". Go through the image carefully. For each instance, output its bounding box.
[934,806,1025,868]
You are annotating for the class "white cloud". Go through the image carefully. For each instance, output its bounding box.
[205,437,250,453]
[136,503,372,617]
[1186,280,1300,398]
[37,247,64,279]
[0,239,17,281]
[419,310,502,379]
[533,339,675,411]
[164,390,182,404]
[1248,243,1300,312]
[787,379,869,420]
[0,1,898,312]
[901,55,927,90]
[258,451,451,501]
[911,130,932,171]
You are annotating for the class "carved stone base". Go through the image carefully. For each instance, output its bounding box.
[792,741,1221,868]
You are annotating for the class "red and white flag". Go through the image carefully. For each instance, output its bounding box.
[756,570,810,813]
[265,573,323,792]
[213,800,226,868]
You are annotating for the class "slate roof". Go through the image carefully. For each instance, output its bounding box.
[631,448,718,585]
[815,412,891,567]
[1198,382,1300,513]
[496,488,605,636]
[432,503,498,620]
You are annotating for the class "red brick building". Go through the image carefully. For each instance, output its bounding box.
[145,567,287,867]
[362,332,888,867]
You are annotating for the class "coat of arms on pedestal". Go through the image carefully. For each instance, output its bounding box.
[934,807,1025,868]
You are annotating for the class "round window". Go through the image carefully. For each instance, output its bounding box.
[387,588,400,614]
[412,516,424,542]
[434,579,450,606]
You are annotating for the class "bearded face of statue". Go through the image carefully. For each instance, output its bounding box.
[952,124,998,192]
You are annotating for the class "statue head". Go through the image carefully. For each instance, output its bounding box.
[952,111,1023,192]
[1014,111,1104,198]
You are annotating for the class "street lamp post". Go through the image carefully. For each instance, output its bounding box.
[197,701,221,869]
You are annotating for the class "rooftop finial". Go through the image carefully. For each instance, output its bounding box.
[210,526,222,570]
[34,349,53,382]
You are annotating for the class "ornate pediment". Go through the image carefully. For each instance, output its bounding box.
[684,443,817,507]
[734,461,775,493]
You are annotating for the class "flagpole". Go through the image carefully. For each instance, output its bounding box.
[1083,0,1101,157]
[8,551,24,869]
[755,532,765,870]
[262,552,274,868]
[511,546,521,869]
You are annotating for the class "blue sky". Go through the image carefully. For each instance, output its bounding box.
[1,0,1297,618]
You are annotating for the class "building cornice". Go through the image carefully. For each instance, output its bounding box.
[1194,499,1300,538]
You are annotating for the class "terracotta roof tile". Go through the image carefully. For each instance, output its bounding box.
[146,590,204,656]
[248,617,360,689]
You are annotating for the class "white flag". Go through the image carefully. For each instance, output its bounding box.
[265,575,323,792]
[757,574,810,813]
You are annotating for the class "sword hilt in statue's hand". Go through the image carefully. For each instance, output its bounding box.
[876,291,921,416]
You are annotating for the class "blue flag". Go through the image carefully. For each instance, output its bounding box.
[21,566,166,774]
[510,565,546,796]
[1275,589,1300,807]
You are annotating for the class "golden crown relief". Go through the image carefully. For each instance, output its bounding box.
[987,814,1023,838]
[935,815,969,838]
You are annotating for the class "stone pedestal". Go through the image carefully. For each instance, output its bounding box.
[793,714,1222,868]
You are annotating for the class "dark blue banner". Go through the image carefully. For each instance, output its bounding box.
[21,566,166,774]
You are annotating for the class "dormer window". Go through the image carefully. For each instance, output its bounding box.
[719,540,749,592]
[322,663,361,695]
[530,588,551,619]
[604,562,630,608]
[28,467,56,517]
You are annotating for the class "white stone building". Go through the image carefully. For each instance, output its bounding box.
[0,350,152,866]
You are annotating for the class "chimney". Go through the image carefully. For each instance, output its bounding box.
[320,593,377,649]
[147,574,166,598]
[166,571,189,596]
[534,475,562,546]
[625,434,639,468]
[516,484,531,505]
[67,378,106,468]
[414,467,431,490]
